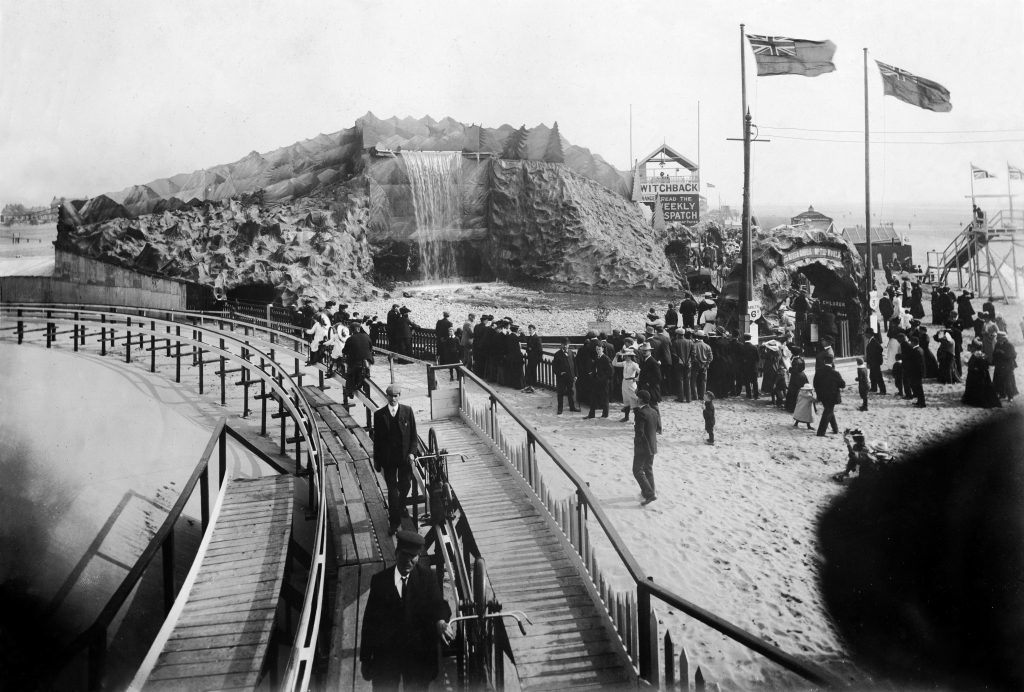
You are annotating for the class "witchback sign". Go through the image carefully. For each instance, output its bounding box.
[637,179,700,224]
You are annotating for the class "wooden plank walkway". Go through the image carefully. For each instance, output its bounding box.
[141,475,296,691]
[302,386,392,692]
[427,416,636,690]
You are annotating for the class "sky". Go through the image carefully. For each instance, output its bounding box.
[1,0,1023,212]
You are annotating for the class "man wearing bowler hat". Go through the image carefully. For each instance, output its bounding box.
[373,384,419,534]
[360,529,454,690]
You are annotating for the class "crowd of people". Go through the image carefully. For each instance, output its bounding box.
[294,278,1018,495]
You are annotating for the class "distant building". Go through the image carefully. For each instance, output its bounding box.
[840,222,913,269]
[790,205,835,233]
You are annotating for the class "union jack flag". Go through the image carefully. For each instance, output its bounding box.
[875,60,951,112]
[747,35,796,57]
[876,62,916,83]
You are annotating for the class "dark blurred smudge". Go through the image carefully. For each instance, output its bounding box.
[817,410,1024,690]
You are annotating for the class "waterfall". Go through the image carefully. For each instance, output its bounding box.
[402,151,463,280]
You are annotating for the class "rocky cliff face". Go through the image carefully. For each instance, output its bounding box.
[56,193,375,305]
[59,114,675,299]
[485,160,681,289]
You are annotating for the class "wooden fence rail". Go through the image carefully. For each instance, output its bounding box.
[0,305,330,692]
[442,363,842,689]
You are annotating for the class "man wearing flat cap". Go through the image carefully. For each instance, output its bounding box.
[360,529,454,689]
[373,384,419,534]
[434,311,453,361]
[396,307,417,357]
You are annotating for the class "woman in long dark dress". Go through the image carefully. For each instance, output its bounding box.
[991,332,1018,401]
[918,327,939,378]
[910,282,926,319]
[961,340,1001,408]
[934,331,960,384]
[784,348,807,412]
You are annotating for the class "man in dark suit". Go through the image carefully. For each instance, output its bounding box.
[524,324,543,393]
[679,292,698,329]
[633,390,660,505]
[903,334,927,407]
[813,358,846,437]
[360,530,453,690]
[865,329,887,394]
[396,307,416,357]
[342,319,373,398]
[552,339,579,414]
[373,384,419,534]
[586,344,613,418]
[434,311,453,361]
[671,328,694,402]
[651,322,673,393]
[637,342,662,432]
[664,302,679,330]
[738,333,760,399]
[815,335,836,371]
[385,304,401,350]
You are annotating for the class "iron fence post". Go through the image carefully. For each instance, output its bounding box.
[219,425,227,482]
[162,531,175,614]
[17,309,23,344]
[87,626,107,692]
[200,465,210,531]
[638,577,654,683]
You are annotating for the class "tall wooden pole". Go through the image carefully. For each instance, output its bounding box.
[863,48,873,295]
[740,25,753,317]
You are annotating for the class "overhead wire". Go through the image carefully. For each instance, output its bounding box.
[765,134,1024,144]
[760,125,1024,134]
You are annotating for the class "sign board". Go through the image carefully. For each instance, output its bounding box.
[748,306,762,321]
[638,179,700,224]
[782,246,843,268]
[587,321,612,335]
[868,290,878,310]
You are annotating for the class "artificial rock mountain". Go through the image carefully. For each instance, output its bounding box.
[58,113,680,302]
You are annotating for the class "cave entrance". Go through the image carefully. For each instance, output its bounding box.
[226,282,277,305]
[790,261,863,357]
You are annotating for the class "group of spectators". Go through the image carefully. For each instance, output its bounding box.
[876,279,1018,408]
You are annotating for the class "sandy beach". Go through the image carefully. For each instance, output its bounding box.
[361,283,1024,689]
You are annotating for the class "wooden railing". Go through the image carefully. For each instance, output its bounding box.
[54,420,289,690]
[438,363,841,689]
[0,305,329,692]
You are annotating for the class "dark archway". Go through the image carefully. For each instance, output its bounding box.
[791,261,863,357]
[226,282,277,304]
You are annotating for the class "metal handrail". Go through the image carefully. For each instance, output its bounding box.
[2,302,308,354]
[446,362,842,688]
[59,419,244,690]
[1,305,328,692]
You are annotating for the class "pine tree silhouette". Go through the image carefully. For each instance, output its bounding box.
[543,121,564,163]
[501,125,529,160]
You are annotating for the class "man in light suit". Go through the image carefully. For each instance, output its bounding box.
[373,384,418,534]
[360,530,454,690]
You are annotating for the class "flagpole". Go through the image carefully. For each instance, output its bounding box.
[970,163,976,212]
[740,23,753,332]
[1008,163,1014,221]
[863,48,873,300]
